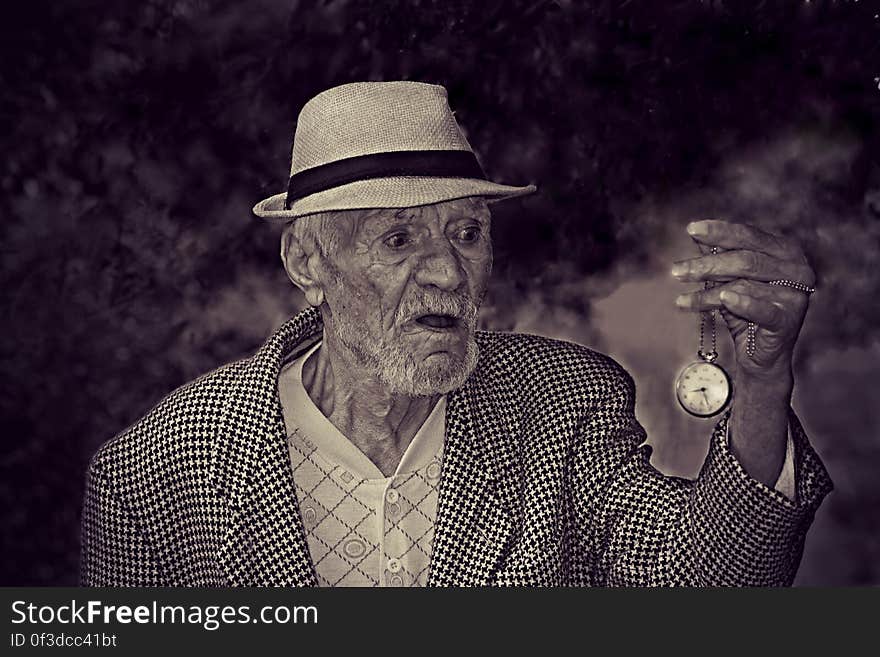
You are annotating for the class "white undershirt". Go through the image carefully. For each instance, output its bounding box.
[279,341,445,587]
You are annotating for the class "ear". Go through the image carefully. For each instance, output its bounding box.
[281,228,325,307]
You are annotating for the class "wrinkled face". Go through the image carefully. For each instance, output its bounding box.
[319,197,493,396]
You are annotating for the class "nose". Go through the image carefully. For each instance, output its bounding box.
[413,238,466,292]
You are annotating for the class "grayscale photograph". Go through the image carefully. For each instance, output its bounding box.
[2,0,878,589]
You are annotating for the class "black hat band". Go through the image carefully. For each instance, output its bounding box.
[285,150,487,209]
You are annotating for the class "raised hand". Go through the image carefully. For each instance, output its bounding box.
[671,219,815,381]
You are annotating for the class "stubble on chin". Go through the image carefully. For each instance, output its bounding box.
[330,312,480,397]
[318,256,482,396]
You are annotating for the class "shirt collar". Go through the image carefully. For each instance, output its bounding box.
[279,340,446,480]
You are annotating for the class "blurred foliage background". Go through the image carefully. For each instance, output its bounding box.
[1,0,878,585]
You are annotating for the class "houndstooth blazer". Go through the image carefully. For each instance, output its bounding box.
[80,307,832,587]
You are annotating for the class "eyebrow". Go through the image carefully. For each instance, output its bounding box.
[455,207,491,226]
[359,203,490,234]
[354,210,412,239]
[469,206,492,220]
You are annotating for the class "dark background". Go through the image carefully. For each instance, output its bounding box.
[2,0,878,586]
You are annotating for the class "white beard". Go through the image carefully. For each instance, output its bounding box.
[327,289,480,397]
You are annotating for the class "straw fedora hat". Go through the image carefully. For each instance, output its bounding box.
[252,81,536,223]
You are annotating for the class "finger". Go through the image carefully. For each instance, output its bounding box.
[692,242,724,290]
[686,220,806,262]
[694,240,726,257]
[675,279,805,312]
[671,250,816,285]
[718,290,787,330]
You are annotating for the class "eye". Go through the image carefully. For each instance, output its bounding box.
[455,225,482,243]
[382,231,412,250]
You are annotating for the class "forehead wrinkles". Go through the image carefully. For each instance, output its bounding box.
[372,199,489,227]
[338,208,392,249]
[354,207,414,239]
[350,199,493,247]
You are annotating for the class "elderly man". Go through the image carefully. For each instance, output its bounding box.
[80,81,831,587]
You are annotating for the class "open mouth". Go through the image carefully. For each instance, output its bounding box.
[414,314,460,330]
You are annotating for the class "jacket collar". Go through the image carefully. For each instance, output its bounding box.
[211,307,518,586]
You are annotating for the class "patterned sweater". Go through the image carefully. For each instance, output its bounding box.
[80,307,832,586]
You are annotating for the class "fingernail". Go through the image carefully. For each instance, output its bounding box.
[720,290,739,304]
[687,221,708,237]
[670,262,688,278]
[675,294,690,308]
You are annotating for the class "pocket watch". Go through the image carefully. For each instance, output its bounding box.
[675,357,732,417]
[674,248,732,417]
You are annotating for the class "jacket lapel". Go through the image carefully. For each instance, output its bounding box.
[210,307,519,587]
[428,360,520,586]
[212,308,322,587]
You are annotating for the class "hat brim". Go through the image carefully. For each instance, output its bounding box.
[252,176,536,224]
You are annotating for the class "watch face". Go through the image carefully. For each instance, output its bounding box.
[675,361,732,417]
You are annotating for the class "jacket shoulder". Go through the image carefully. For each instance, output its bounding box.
[474,330,635,407]
[88,358,247,478]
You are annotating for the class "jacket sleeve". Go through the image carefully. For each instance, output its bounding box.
[570,363,833,587]
[80,456,163,586]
